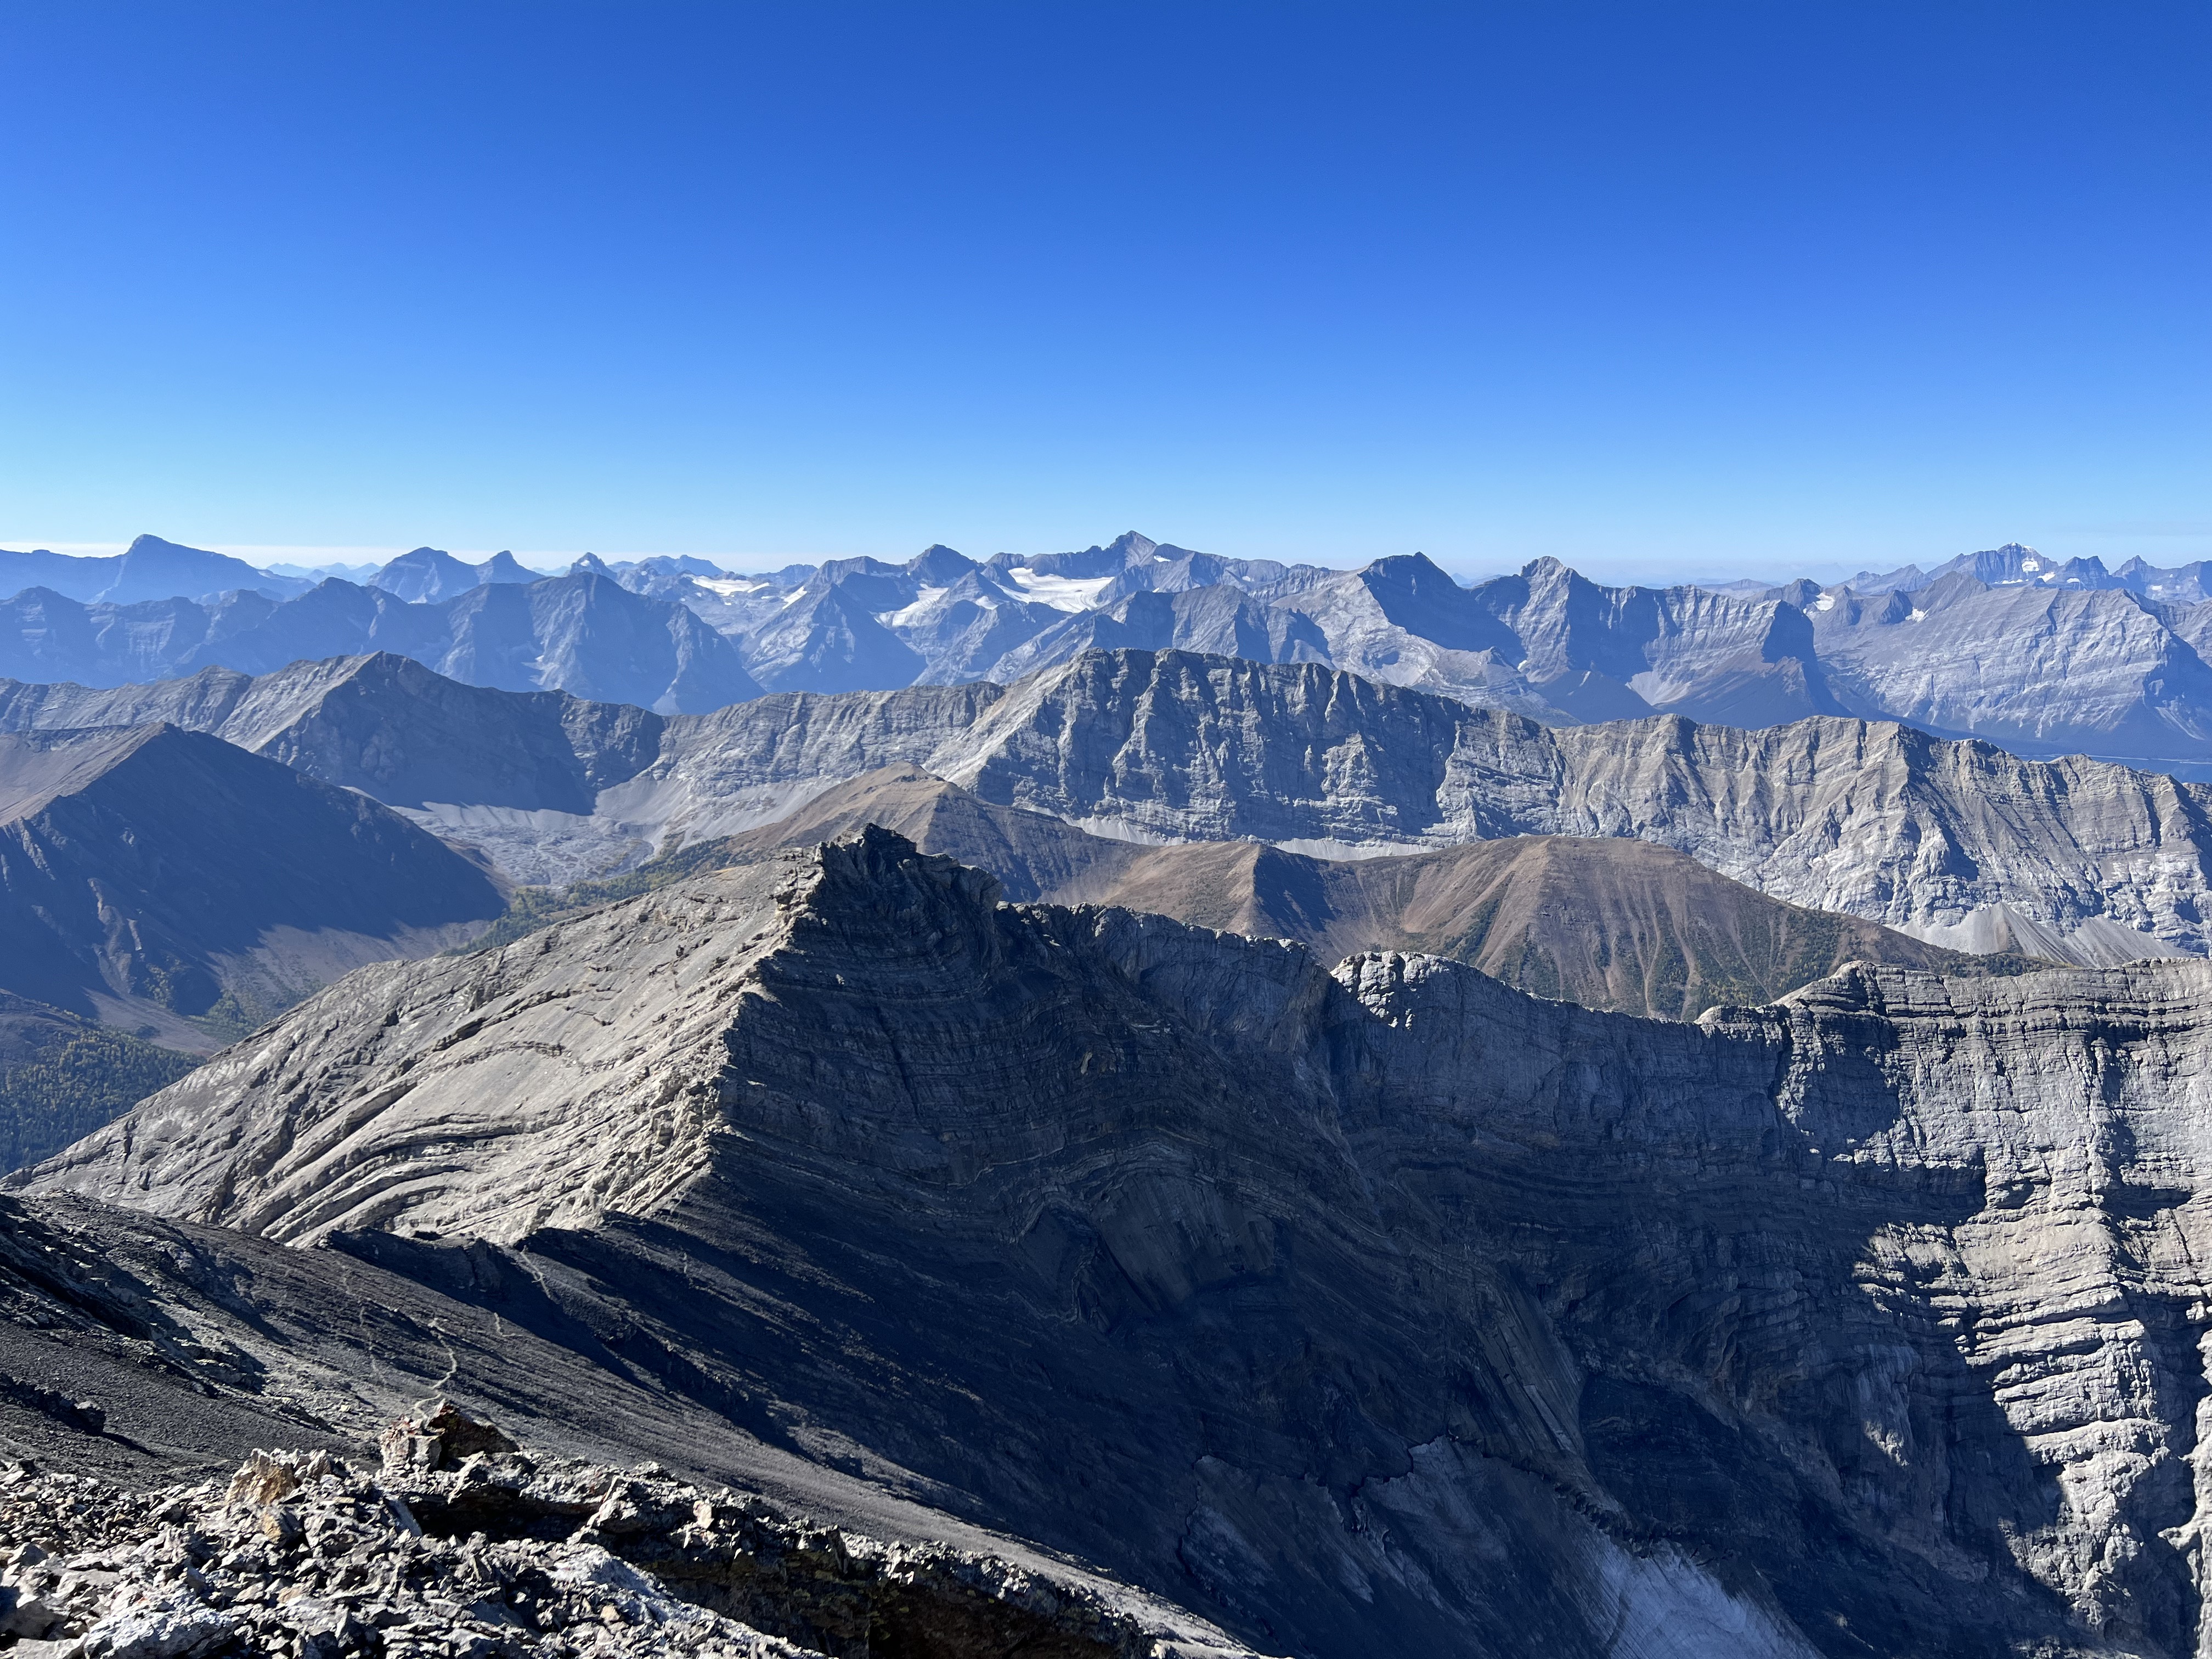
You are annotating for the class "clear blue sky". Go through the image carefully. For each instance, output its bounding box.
[3,2,2205,584]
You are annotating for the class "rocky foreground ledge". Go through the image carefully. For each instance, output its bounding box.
[0,1404,1257,1659]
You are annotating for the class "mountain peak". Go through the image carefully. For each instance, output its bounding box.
[123,533,215,557]
[371,545,481,603]
[1368,550,1457,581]
[906,544,979,584]
[1105,531,1160,565]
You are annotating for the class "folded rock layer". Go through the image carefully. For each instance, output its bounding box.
[19,829,2212,1656]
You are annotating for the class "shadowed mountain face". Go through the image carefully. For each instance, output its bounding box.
[621,767,2034,1019]
[22,829,2212,1656]
[0,653,667,815]
[0,725,506,1040]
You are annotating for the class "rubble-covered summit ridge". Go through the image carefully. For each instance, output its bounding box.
[0,1403,1265,1659]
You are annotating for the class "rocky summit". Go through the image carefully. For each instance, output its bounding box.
[15,828,2212,1656]
[0,1413,1259,1658]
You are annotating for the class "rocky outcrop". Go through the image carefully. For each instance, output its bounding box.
[0,1189,1266,1658]
[0,1427,1260,1658]
[26,829,2212,1655]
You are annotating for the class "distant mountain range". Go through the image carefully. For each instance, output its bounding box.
[594,531,2212,769]
[366,544,541,601]
[9,647,2211,967]
[0,564,756,713]
[11,531,2212,770]
[0,534,314,604]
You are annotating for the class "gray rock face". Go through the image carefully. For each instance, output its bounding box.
[1807,574,2212,766]
[25,828,2212,1656]
[12,648,2212,963]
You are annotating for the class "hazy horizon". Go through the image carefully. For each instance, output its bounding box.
[4,4,2202,580]
[0,528,2160,594]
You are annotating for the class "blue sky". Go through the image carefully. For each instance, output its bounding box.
[2,2,2205,584]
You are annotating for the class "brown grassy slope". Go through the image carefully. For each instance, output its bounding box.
[523,766,2042,1019]
[1068,833,2021,1019]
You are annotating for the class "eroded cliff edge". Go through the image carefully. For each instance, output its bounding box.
[19,828,2212,1657]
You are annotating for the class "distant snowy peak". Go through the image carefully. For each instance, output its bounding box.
[1821,542,2190,600]
[1936,542,2120,591]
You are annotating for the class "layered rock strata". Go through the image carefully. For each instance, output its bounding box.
[22,831,2212,1654]
[8,648,2211,962]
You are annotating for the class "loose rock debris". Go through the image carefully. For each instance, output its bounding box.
[0,1403,1225,1658]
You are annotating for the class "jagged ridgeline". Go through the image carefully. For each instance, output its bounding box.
[7,647,2211,966]
[15,532,2212,775]
[477,765,2046,1019]
[14,829,2212,1657]
[8,640,2212,1189]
